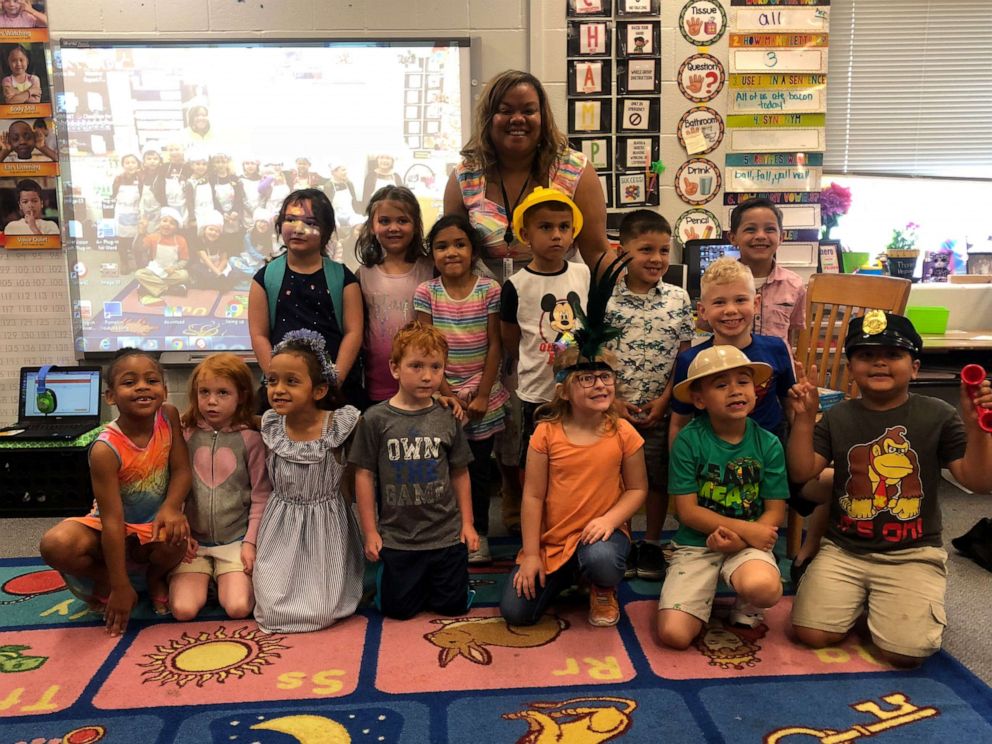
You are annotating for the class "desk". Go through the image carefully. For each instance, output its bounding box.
[0,427,101,516]
[920,330,992,351]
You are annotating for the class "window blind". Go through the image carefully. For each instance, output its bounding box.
[824,0,992,179]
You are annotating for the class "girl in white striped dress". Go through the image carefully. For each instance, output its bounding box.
[252,330,363,633]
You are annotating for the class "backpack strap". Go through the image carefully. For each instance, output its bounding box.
[263,253,344,334]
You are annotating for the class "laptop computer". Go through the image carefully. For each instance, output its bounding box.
[0,365,103,441]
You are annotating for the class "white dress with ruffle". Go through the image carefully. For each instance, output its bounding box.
[253,406,363,633]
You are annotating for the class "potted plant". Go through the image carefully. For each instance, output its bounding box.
[885,222,920,280]
[819,181,851,240]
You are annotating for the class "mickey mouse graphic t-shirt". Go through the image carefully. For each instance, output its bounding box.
[501,262,590,404]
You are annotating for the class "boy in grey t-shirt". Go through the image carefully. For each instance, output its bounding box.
[351,322,477,619]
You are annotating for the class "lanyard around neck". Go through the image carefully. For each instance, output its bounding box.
[500,173,531,246]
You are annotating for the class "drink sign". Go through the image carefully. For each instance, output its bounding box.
[678,53,726,103]
[679,1,727,46]
[674,158,722,205]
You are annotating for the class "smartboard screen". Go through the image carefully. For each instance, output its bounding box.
[57,39,471,354]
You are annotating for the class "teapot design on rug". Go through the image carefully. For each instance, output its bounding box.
[424,613,568,666]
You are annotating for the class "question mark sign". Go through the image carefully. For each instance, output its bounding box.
[704,71,718,94]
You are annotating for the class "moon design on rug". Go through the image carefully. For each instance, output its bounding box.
[139,625,288,687]
[250,715,351,743]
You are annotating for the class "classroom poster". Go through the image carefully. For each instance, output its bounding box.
[679,1,727,46]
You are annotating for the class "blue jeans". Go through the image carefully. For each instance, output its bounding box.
[500,531,629,626]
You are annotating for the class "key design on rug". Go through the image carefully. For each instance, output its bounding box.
[138,625,288,687]
[503,696,636,744]
[764,692,939,743]
[0,644,47,673]
[425,614,568,667]
[694,619,768,670]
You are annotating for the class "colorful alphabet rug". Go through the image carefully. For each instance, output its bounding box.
[2,548,992,743]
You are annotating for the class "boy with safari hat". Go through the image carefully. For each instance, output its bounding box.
[657,345,788,649]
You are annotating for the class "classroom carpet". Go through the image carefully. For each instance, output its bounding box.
[2,542,992,743]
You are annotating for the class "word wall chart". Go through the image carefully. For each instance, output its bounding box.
[721,0,829,265]
[567,0,663,213]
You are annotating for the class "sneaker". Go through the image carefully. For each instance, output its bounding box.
[729,599,764,629]
[588,585,620,627]
[468,535,491,564]
[624,541,639,579]
[635,541,667,581]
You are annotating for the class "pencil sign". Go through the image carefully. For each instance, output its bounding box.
[675,158,721,205]
[674,208,721,243]
[678,54,726,103]
[679,1,727,46]
[677,107,724,155]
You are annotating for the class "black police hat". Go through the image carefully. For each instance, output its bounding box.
[844,311,923,358]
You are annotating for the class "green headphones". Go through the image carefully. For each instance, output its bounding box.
[36,364,57,415]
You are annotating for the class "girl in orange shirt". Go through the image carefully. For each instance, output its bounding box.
[500,267,648,628]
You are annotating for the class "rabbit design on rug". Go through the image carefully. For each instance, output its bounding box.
[424,613,568,666]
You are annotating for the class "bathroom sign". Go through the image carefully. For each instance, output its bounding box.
[675,158,722,205]
[677,107,724,155]
[679,1,727,46]
[677,53,726,103]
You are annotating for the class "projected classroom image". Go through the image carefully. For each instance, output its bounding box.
[59,41,468,353]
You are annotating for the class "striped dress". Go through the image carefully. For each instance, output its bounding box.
[414,276,508,440]
[252,406,363,633]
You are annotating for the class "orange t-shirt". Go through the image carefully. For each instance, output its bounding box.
[521,417,644,574]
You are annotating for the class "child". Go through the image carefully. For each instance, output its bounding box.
[415,215,508,563]
[355,185,433,403]
[657,346,787,648]
[729,197,806,351]
[190,209,232,289]
[38,350,192,635]
[0,0,48,27]
[139,148,165,229]
[229,207,273,278]
[134,207,189,304]
[4,178,58,236]
[239,158,263,228]
[162,142,189,229]
[500,186,590,468]
[260,162,290,215]
[248,189,364,408]
[351,322,479,619]
[605,209,693,581]
[787,312,992,667]
[324,163,364,231]
[113,154,142,273]
[669,258,795,443]
[253,330,364,633]
[209,152,246,255]
[184,148,212,234]
[2,44,40,104]
[500,335,647,628]
[362,152,403,203]
[171,353,271,621]
[1,119,56,162]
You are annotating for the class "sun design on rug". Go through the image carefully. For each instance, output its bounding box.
[138,625,288,687]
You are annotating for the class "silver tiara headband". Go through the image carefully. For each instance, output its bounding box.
[272,329,339,385]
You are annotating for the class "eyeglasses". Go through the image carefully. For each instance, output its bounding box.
[574,371,616,388]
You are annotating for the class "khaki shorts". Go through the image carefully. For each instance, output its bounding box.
[171,540,246,578]
[792,539,948,658]
[658,543,779,622]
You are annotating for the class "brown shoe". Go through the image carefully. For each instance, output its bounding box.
[588,585,620,627]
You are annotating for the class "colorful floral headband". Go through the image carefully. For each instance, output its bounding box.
[272,329,338,385]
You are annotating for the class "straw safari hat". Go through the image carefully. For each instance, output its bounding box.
[673,345,773,404]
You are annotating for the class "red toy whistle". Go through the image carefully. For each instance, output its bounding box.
[961,364,992,433]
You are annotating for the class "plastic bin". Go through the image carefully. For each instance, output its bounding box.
[841,251,870,273]
[905,305,950,334]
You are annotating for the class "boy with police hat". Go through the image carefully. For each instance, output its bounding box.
[787,311,992,667]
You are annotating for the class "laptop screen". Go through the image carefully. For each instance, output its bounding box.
[20,367,102,420]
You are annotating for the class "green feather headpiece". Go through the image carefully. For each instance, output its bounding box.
[555,254,630,381]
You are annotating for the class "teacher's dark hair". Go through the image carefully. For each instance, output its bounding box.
[461,70,569,180]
